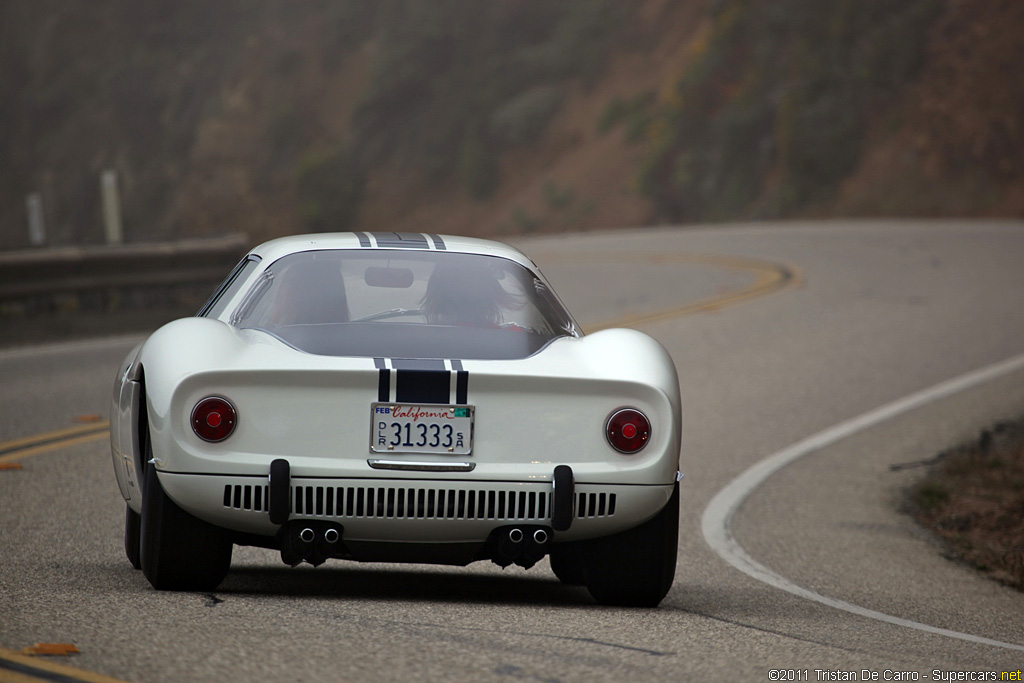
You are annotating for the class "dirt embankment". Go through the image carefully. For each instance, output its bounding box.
[830,0,1024,219]
[910,419,1024,591]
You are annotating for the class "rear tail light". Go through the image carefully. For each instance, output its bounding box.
[605,408,650,454]
[191,396,237,442]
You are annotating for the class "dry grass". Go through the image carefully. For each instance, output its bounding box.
[911,421,1024,590]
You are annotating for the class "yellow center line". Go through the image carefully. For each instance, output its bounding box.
[0,647,128,683]
[0,432,110,465]
[534,250,801,333]
[0,423,110,466]
[1,430,121,683]
[0,669,40,683]
[0,423,111,452]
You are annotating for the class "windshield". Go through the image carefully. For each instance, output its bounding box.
[231,249,577,360]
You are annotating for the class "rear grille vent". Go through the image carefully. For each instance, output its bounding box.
[222,484,615,521]
[577,491,616,518]
[294,485,551,521]
[223,484,269,512]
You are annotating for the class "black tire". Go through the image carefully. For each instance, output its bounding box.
[581,482,679,607]
[140,440,232,591]
[124,504,142,570]
[549,543,585,586]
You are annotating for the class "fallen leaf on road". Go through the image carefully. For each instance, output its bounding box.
[22,643,80,656]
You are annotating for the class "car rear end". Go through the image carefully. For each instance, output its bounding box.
[153,327,679,568]
[124,233,682,604]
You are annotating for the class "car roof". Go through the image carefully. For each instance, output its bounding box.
[249,232,537,269]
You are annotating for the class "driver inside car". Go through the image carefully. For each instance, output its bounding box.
[421,262,522,328]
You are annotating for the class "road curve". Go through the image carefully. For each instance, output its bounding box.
[2,220,1024,682]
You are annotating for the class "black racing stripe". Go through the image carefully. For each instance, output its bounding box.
[394,360,449,404]
[0,657,90,683]
[456,370,469,405]
[374,358,390,402]
[370,232,397,247]
[354,231,372,247]
[396,370,449,403]
[450,359,468,404]
[428,233,446,250]
[372,232,430,249]
[397,232,430,248]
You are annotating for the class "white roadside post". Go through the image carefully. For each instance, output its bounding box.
[26,192,46,247]
[101,169,123,245]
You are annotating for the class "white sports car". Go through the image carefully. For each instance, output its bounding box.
[110,232,681,606]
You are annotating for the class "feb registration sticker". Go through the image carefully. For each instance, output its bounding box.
[370,404,474,456]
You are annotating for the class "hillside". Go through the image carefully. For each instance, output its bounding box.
[2,0,1022,250]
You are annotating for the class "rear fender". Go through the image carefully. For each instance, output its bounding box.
[139,317,373,477]
[139,318,244,420]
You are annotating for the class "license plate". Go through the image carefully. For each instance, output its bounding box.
[370,403,474,455]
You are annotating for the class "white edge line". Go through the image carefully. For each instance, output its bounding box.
[701,352,1024,652]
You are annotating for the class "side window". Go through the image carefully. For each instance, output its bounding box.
[197,255,262,319]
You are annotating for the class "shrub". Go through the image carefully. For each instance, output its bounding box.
[350,1,620,190]
[637,0,943,221]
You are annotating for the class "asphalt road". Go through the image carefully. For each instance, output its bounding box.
[2,220,1024,682]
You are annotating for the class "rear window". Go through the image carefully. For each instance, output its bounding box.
[230,249,577,360]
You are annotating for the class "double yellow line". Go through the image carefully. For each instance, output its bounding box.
[0,421,110,469]
[1,424,122,681]
[537,250,801,333]
[0,647,127,683]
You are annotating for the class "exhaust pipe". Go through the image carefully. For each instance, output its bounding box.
[279,522,344,567]
[495,528,525,566]
[490,525,553,569]
[518,526,551,570]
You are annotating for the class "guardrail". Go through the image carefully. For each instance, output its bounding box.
[0,233,249,313]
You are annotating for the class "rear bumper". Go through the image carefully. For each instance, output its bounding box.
[159,470,676,544]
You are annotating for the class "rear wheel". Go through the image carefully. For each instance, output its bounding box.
[140,439,232,591]
[581,482,679,607]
